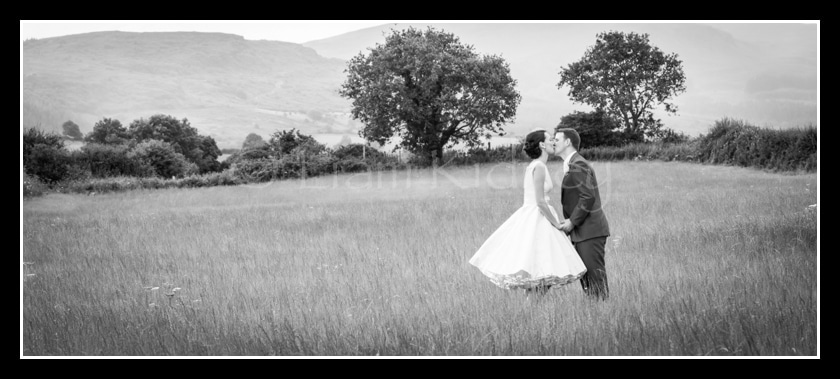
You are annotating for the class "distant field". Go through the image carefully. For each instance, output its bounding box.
[62,140,84,151]
[21,161,818,356]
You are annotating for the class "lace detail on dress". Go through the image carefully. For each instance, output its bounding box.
[479,268,586,290]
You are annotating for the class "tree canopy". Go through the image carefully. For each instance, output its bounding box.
[242,133,267,150]
[558,31,686,140]
[128,114,221,173]
[267,128,326,158]
[85,118,130,145]
[340,27,521,163]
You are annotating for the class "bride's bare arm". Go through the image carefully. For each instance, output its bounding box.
[533,164,562,229]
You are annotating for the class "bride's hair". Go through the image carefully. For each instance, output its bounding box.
[523,129,547,159]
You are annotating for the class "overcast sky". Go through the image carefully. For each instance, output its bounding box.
[20,20,819,45]
[20,21,387,44]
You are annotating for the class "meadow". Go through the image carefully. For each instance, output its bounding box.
[21,160,818,356]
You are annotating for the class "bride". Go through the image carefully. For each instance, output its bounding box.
[469,129,586,294]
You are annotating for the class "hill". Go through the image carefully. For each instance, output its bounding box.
[22,31,361,148]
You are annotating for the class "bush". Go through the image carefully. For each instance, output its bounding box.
[139,176,171,190]
[268,128,325,157]
[179,174,207,188]
[26,143,72,183]
[290,139,327,159]
[368,159,408,172]
[336,157,369,173]
[23,127,75,183]
[127,140,195,178]
[301,154,339,177]
[76,143,144,178]
[406,153,434,167]
[797,126,818,172]
[230,159,270,182]
[193,135,223,174]
[557,110,628,147]
[401,143,525,167]
[333,143,386,160]
[63,172,242,194]
[576,139,698,163]
[695,118,816,171]
[23,127,64,151]
[85,118,131,145]
[223,145,271,167]
[654,128,691,144]
[23,173,49,198]
[31,117,814,196]
[203,169,242,187]
[462,147,491,164]
[231,156,307,182]
[65,176,138,194]
[128,115,221,174]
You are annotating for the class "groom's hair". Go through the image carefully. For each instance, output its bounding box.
[555,128,581,151]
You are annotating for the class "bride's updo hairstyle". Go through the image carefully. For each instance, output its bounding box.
[523,129,547,159]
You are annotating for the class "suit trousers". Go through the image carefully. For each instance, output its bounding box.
[574,236,609,300]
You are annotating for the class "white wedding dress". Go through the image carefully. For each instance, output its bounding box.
[469,160,587,290]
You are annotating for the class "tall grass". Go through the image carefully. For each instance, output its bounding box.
[22,161,817,356]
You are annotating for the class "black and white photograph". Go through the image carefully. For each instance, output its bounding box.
[20,20,819,358]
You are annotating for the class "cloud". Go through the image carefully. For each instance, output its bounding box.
[745,73,818,95]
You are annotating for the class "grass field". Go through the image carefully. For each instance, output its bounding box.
[21,161,818,356]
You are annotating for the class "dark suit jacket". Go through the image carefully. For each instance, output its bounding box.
[560,152,610,243]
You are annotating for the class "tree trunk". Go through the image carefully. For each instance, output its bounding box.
[629,113,641,139]
[434,127,451,166]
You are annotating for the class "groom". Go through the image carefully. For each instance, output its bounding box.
[553,128,611,301]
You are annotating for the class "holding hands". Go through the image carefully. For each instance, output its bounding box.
[557,219,574,233]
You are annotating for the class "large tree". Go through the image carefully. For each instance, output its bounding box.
[558,31,686,139]
[340,27,521,163]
